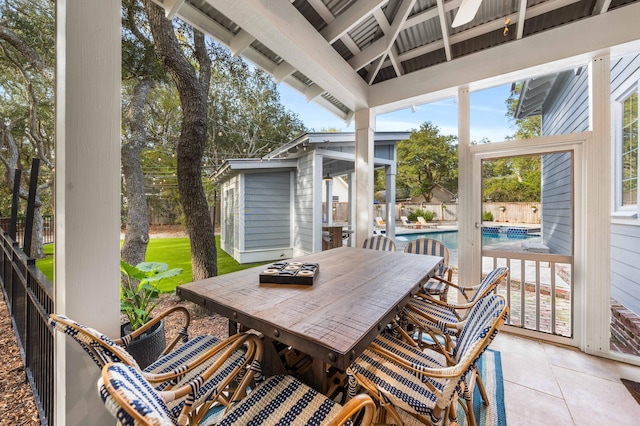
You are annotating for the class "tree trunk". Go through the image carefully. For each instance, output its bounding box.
[121,78,153,268]
[144,0,217,280]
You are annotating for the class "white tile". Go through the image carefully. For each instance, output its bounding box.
[554,365,640,426]
[544,342,640,383]
[492,334,564,398]
[503,380,574,425]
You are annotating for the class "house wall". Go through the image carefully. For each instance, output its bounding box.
[244,171,291,250]
[541,152,573,255]
[540,54,640,317]
[610,53,640,316]
[294,152,315,255]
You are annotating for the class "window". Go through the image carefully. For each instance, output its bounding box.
[622,91,638,207]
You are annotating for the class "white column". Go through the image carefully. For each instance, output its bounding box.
[325,177,333,226]
[348,171,355,247]
[354,109,375,247]
[582,54,611,356]
[55,1,121,424]
[457,88,477,288]
[385,164,396,238]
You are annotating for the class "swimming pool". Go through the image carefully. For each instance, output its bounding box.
[396,229,538,250]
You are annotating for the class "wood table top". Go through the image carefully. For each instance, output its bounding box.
[177,246,443,371]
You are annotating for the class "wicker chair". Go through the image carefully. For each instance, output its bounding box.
[99,334,376,426]
[403,238,453,301]
[405,267,509,347]
[50,308,253,416]
[362,235,397,251]
[347,294,508,426]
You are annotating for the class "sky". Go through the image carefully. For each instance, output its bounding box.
[277,83,517,143]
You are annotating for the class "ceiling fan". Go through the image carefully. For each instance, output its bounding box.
[451,0,483,28]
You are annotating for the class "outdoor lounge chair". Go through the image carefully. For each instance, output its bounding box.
[99,334,376,426]
[417,216,438,228]
[362,235,397,251]
[50,308,253,416]
[347,294,508,426]
[401,215,420,228]
[403,238,453,301]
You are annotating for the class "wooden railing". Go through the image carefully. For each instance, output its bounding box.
[483,249,573,338]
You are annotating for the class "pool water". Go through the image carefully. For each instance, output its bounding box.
[396,230,538,250]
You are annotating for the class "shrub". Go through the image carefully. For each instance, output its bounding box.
[408,209,437,222]
[482,211,494,221]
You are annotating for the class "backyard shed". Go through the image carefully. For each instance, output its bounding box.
[215,131,409,263]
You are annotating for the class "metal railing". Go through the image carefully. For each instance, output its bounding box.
[483,249,573,338]
[0,215,54,247]
[1,228,54,425]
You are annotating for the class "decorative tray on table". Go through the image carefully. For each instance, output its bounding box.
[259,262,319,285]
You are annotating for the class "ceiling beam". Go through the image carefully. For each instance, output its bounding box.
[322,0,388,44]
[205,0,370,112]
[370,2,640,113]
[436,0,452,61]
[229,29,255,57]
[356,0,416,77]
[516,0,527,39]
[394,0,583,64]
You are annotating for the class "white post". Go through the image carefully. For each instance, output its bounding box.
[354,109,375,247]
[457,88,477,288]
[55,1,121,424]
[386,164,396,238]
[582,54,611,355]
[325,176,333,226]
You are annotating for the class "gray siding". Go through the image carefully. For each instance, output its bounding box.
[611,223,640,314]
[542,70,589,136]
[294,153,314,253]
[541,152,572,255]
[540,54,640,314]
[244,172,291,250]
[610,54,640,312]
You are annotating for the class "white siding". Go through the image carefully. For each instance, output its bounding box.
[294,153,314,253]
[220,176,239,255]
[244,172,291,250]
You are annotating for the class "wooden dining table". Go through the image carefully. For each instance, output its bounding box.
[177,246,443,393]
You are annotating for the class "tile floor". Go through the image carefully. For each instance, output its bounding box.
[493,332,640,425]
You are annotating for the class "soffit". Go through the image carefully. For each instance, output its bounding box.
[154,0,640,121]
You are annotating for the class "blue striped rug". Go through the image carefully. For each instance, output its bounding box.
[456,349,506,426]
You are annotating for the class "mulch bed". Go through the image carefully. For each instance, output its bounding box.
[0,293,40,426]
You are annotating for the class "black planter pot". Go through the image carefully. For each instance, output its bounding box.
[121,320,166,369]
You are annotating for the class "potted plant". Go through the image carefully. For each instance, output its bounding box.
[120,260,183,368]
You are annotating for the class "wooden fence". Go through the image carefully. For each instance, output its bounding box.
[323,202,541,224]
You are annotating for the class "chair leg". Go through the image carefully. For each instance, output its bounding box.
[474,367,490,406]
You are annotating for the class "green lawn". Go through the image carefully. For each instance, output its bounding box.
[36,236,268,293]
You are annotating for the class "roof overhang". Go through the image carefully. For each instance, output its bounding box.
[153,0,640,121]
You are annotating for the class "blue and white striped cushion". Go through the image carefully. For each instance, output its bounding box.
[349,333,450,419]
[218,375,349,425]
[452,294,506,363]
[99,363,177,426]
[407,267,508,329]
[362,235,396,251]
[49,315,139,368]
[403,238,449,277]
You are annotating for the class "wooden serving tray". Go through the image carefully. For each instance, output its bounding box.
[259,262,319,285]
